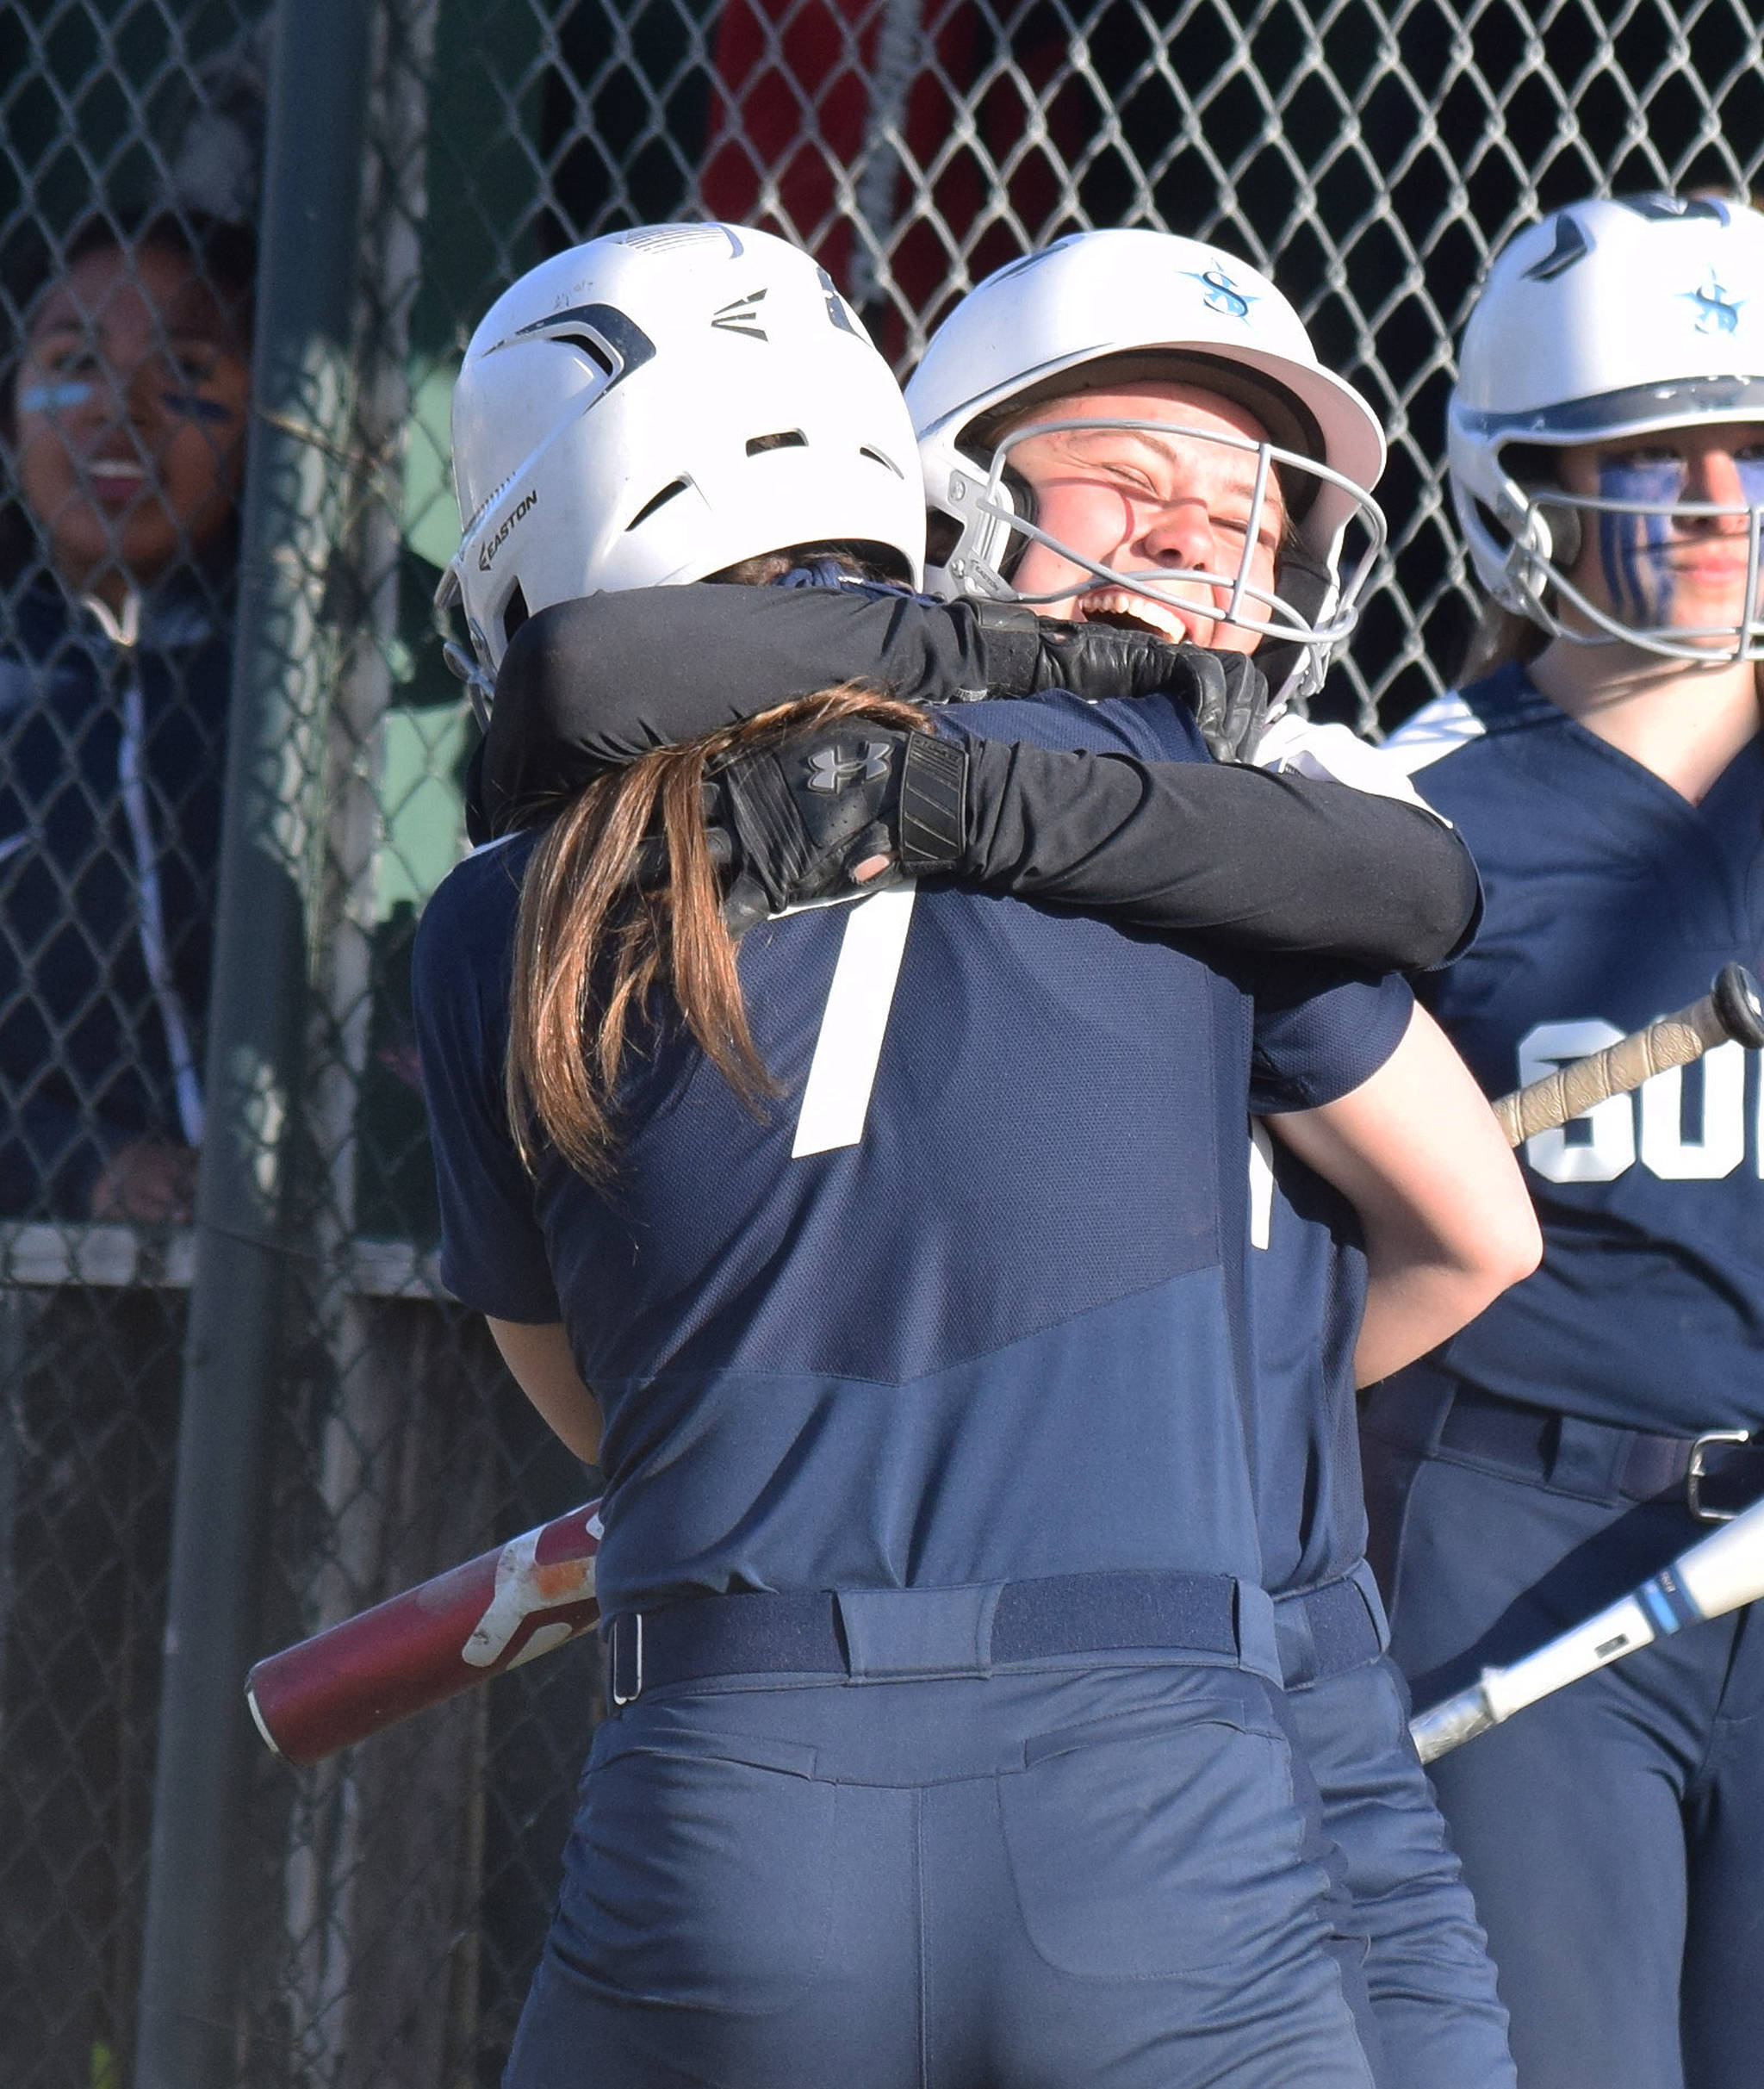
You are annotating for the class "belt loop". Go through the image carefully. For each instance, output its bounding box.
[1272,1590,1319,1691]
[1548,1416,1626,1501]
[609,1612,643,1707]
[836,1585,1001,1681]
[1233,1582,1281,1687]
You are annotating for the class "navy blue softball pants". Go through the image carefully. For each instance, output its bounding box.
[1276,1568,1514,2089]
[1363,1377,1764,2089]
[505,1653,1380,2089]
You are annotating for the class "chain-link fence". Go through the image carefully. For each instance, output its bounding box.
[3,1,1762,2084]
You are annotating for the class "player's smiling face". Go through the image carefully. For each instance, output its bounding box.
[11,242,251,600]
[999,380,1287,654]
[1555,420,1764,649]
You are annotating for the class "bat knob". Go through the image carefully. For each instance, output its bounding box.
[1409,1681,1499,1763]
[1713,964,1764,1051]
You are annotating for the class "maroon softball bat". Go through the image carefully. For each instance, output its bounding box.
[246,1498,602,1766]
[251,979,1764,1768]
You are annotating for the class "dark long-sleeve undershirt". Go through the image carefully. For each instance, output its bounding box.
[486,588,1002,815]
[959,737,1479,974]
[484,587,1480,976]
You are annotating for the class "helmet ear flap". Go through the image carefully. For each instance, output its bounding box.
[994,464,1040,580]
[1499,442,1581,574]
[1535,499,1581,569]
[1256,546,1333,712]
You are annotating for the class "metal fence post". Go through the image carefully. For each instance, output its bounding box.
[132,5,377,2085]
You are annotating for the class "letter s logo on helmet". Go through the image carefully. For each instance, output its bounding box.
[437,224,925,692]
[904,228,1388,709]
[1448,194,1764,661]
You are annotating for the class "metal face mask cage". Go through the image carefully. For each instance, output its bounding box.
[938,415,1388,658]
[1497,474,1764,663]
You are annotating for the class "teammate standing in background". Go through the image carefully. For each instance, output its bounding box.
[476,227,1524,2088]
[418,223,1534,2087]
[1370,194,1764,2089]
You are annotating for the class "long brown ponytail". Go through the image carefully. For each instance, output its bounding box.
[506,681,927,1182]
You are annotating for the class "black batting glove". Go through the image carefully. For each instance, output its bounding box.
[698,725,968,935]
[967,600,1273,763]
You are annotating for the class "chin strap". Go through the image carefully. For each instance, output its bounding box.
[1249,549,1333,714]
[444,637,497,732]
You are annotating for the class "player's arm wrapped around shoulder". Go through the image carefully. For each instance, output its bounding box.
[959,737,1477,972]
[472,584,1271,837]
[702,714,1481,975]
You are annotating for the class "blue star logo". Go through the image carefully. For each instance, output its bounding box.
[1683,274,1745,334]
[1186,266,1256,320]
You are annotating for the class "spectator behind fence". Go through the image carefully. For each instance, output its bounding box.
[0,210,253,1222]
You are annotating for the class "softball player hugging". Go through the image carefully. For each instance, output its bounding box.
[416,223,1536,2087]
[469,227,1537,2088]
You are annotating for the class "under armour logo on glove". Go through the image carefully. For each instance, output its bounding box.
[705,724,969,935]
[805,742,893,793]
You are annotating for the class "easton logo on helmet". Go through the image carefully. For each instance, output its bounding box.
[711,290,769,340]
[477,488,538,571]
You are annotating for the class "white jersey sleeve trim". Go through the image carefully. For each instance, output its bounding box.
[1252,714,1448,822]
[1379,690,1487,775]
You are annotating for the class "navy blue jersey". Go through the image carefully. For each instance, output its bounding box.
[1245,1130,1370,1592]
[415,689,1411,1618]
[1390,664,1764,1435]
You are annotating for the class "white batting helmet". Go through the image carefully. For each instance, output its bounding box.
[439,223,925,678]
[905,229,1388,702]
[1449,193,1764,659]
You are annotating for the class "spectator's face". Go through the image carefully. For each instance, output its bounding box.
[12,241,250,596]
[1001,381,1286,654]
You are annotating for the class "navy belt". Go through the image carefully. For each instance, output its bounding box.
[1365,1373,1764,1525]
[1272,1561,1388,1689]
[604,1569,1270,1707]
